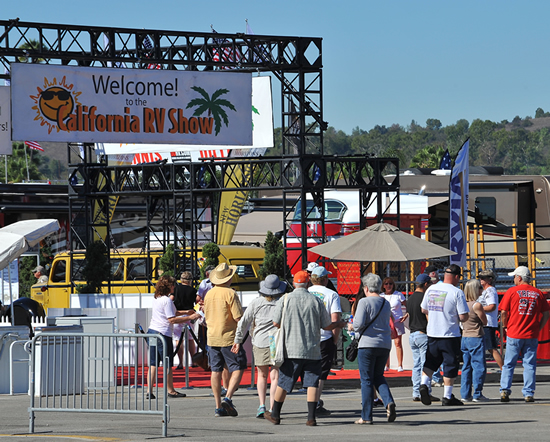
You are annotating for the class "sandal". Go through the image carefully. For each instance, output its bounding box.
[168,391,187,398]
[354,418,373,425]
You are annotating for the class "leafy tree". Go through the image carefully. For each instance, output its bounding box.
[200,242,220,279]
[426,118,442,130]
[186,86,236,135]
[158,244,177,277]
[18,256,37,298]
[77,241,110,294]
[18,39,45,63]
[410,145,447,169]
[0,142,44,182]
[260,231,289,279]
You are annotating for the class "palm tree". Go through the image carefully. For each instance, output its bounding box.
[186,86,236,135]
[410,145,447,169]
[18,39,45,63]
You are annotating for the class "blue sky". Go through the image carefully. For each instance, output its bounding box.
[3,0,550,133]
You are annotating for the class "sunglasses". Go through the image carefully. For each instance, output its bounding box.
[41,90,71,101]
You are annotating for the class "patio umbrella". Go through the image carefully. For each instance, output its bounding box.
[309,222,456,262]
[0,219,60,323]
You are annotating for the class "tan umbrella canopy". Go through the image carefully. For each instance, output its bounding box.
[309,222,456,262]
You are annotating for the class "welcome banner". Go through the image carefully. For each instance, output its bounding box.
[100,76,273,155]
[11,64,252,145]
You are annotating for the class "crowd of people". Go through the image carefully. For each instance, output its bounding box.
[144,260,550,426]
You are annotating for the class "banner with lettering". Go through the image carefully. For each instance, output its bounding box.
[0,86,11,154]
[449,139,469,267]
[10,64,252,145]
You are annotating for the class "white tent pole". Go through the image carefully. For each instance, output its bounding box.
[4,154,7,183]
[8,263,14,325]
[24,146,30,181]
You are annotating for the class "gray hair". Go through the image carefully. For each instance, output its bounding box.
[361,273,382,293]
[520,274,532,284]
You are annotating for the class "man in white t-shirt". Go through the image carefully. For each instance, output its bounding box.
[476,269,503,370]
[419,264,469,406]
[308,266,342,416]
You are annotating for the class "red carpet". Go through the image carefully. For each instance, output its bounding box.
[117,366,411,389]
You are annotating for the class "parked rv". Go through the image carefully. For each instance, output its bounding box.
[30,245,265,311]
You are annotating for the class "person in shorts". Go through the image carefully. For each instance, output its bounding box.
[418,264,469,406]
[204,263,247,417]
[308,266,342,415]
[264,271,346,427]
[233,274,287,418]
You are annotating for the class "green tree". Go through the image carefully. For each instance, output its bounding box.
[200,242,220,279]
[409,145,446,169]
[18,39,45,63]
[186,87,236,135]
[158,244,177,277]
[260,231,289,279]
[78,241,110,294]
[0,142,44,182]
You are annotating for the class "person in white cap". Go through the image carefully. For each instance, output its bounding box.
[308,266,342,416]
[499,266,549,403]
[204,263,246,417]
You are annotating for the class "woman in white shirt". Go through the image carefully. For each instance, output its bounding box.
[146,275,200,399]
[381,277,407,372]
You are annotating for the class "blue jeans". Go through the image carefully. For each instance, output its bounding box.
[460,337,486,400]
[358,347,394,421]
[410,332,428,398]
[500,337,538,397]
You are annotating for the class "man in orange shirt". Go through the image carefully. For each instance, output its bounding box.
[500,266,549,403]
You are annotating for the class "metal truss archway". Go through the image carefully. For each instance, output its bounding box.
[1,19,400,289]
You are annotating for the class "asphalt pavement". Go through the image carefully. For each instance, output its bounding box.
[1,364,550,441]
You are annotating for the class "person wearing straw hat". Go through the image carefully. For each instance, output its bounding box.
[233,274,287,418]
[477,269,504,371]
[203,263,247,417]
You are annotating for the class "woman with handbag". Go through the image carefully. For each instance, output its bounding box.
[233,274,287,418]
[381,277,407,372]
[353,273,397,425]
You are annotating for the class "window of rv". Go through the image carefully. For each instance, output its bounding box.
[127,257,154,280]
[293,200,347,221]
[50,259,67,283]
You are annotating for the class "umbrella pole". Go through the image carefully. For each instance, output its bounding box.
[8,263,14,325]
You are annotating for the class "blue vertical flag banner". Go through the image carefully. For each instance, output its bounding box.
[449,139,469,267]
[439,149,452,170]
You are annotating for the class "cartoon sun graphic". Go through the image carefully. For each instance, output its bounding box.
[30,76,82,134]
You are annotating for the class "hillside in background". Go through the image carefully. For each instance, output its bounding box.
[8,107,550,181]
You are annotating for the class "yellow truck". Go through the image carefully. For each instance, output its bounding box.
[30,245,265,311]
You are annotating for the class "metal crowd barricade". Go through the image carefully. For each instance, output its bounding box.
[29,332,170,437]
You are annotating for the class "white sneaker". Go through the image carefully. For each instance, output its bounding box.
[397,366,404,372]
[461,397,473,403]
[473,395,490,402]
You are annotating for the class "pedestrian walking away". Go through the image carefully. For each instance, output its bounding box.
[499,266,549,403]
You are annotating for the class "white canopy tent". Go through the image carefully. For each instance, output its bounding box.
[0,219,60,323]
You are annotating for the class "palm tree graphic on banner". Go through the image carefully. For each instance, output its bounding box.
[186,86,236,135]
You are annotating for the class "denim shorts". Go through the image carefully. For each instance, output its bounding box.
[208,345,247,373]
[147,329,174,367]
[278,358,322,393]
[483,327,499,350]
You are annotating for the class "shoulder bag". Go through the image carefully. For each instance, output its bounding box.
[345,297,385,362]
[269,293,289,367]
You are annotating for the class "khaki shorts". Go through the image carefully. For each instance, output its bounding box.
[253,345,271,366]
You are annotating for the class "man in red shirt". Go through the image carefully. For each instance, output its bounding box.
[499,266,549,403]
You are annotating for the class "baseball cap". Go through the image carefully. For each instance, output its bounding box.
[444,264,462,276]
[415,273,431,284]
[32,265,45,274]
[306,262,319,273]
[294,270,310,284]
[311,266,330,278]
[508,266,530,278]
[424,265,438,274]
[478,269,496,280]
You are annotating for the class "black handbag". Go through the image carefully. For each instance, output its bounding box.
[345,298,385,362]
